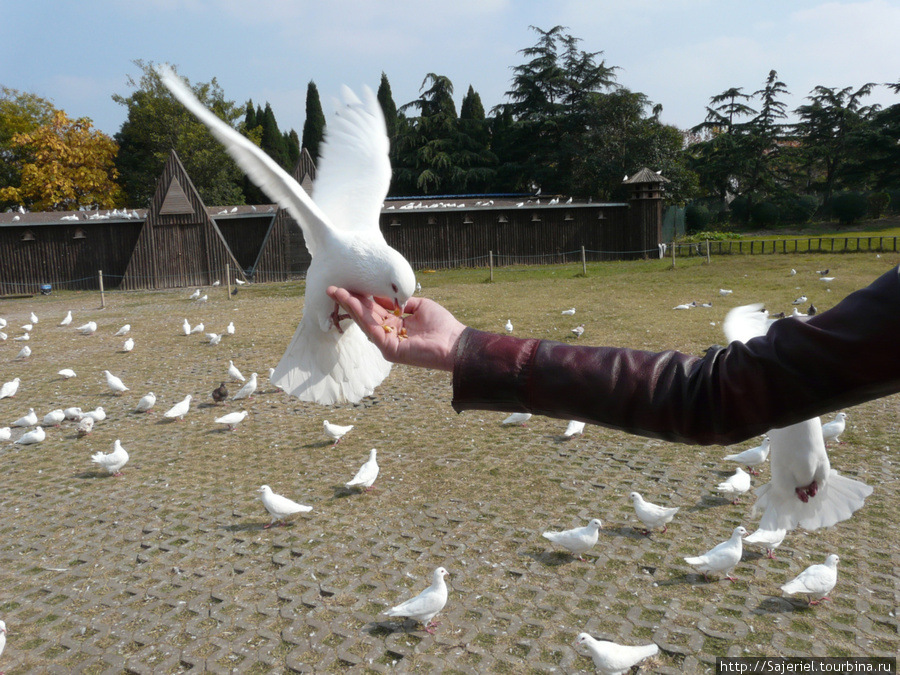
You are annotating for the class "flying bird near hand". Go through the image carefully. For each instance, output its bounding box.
[161,67,416,406]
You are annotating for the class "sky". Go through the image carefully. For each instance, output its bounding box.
[2,0,899,139]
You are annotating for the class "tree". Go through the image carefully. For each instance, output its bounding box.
[301,81,326,163]
[113,60,245,207]
[377,73,399,144]
[0,110,123,210]
[0,87,57,210]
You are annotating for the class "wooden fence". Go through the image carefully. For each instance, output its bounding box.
[672,235,899,257]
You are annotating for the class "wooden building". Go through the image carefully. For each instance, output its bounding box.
[0,153,665,294]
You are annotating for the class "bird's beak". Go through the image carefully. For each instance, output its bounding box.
[392,299,404,317]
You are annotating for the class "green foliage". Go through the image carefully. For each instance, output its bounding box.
[867,191,890,219]
[831,191,868,223]
[776,194,819,224]
[113,60,245,207]
[301,81,326,163]
[377,73,399,143]
[750,201,779,227]
[682,230,742,242]
[684,204,710,233]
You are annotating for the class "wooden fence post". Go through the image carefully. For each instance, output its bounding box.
[671,241,676,268]
[581,246,586,275]
[705,239,710,264]
[489,250,494,282]
[98,270,106,309]
[226,264,232,300]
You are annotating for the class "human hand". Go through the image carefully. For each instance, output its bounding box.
[327,286,466,371]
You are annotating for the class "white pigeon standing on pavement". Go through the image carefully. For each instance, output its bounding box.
[114,324,131,336]
[162,67,416,406]
[629,492,679,535]
[77,416,94,435]
[12,408,38,427]
[189,289,200,300]
[0,427,10,441]
[716,467,752,504]
[215,410,248,431]
[83,407,106,422]
[542,519,603,561]
[724,304,872,532]
[164,395,192,421]
[257,485,312,528]
[182,318,191,335]
[76,321,97,335]
[744,527,787,559]
[780,553,839,605]
[190,322,205,334]
[571,324,585,338]
[226,321,235,335]
[92,439,129,476]
[384,567,450,634]
[562,420,585,438]
[103,370,128,394]
[684,526,748,581]
[574,633,658,675]
[323,420,353,445]
[228,360,245,382]
[821,412,847,444]
[0,378,19,399]
[135,392,156,414]
[58,369,76,379]
[502,412,532,426]
[29,311,38,324]
[42,409,65,427]
[504,318,513,333]
[206,332,221,346]
[345,448,379,492]
[233,372,257,400]
[122,337,135,352]
[15,426,46,445]
[64,407,83,421]
[561,307,576,315]
[59,310,73,326]
[15,345,30,360]
[723,437,771,475]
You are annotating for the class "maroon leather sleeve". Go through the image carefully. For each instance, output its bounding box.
[452,265,900,445]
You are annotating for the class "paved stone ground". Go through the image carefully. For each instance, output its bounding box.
[0,284,898,674]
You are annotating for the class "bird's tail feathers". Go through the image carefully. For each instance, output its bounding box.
[753,470,872,531]
[272,315,391,405]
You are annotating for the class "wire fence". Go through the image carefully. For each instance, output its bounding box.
[1,235,895,296]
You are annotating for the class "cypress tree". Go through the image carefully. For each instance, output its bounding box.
[377,72,399,142]
[261,102,289,168]
[301,81,326,163]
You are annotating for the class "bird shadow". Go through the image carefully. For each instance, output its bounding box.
[521,549,577,567]
[686,495,735,512]
[606,526,651,541]
[754,596,800,615]
[330,485,358,499]
[302,440,334,449]
[73,470,106,480]
[197,402,220,410]
[365,619,424,637]
[220,522,267,532]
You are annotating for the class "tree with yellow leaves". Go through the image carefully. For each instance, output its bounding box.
[0,110,123,211]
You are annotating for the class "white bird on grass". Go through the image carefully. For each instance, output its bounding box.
[684,526,748,581]
[233,372,257,400]
[58,369,76,379]
[780,554,839,605]
[59,310,73,326]
[561,307,576,316]
[324,420,353,445]
[189,289,200,300]
[725,304,872,532]
[12,409,37,427]
[228,360,245,382]
[744,527,786,559]
[83,407,106,422]
[502,412,532,426]
[723,437,771,475]
[504,318,513,333]
[42,409,65,427]
[571,324,585,338]
[13,332,29,341]
[103,370,128,394]
[792,295,808,305]
[122,337,134,352]
[76,321,97,335]
[629,492,679,535]
[92,439,129,476]
[574,633,659,675]
[164,395,192,421]
[15,426,45,445]
[0,427,10,441]
[384,567,449,634]
[719,288,733,296]
[77,417,94,435]
[114,324,131,336]
[716,467,752,504]
[29,312,38,324]
[258,484,312,528]
[135,392,156,414]
[64,407,83,421]
[345,448,379,492]
[206,332,221,346]
[0,378,20,399]
[562,420,585,438]
[197,294,208,303]
[542,519,603,561]
[215,410,248,431]
[226,321,235,335]
[162,67,416,406]
[15,345,30,360]
[0,619,5,667]
[821,412,847,444]
[182,318,191,336]
[190,322,205,334]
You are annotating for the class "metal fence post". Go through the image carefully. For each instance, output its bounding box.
[489,250,493,282]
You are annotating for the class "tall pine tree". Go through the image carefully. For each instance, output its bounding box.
[301,81,326,163]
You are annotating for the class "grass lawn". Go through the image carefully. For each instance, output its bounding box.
[0,249,897,673]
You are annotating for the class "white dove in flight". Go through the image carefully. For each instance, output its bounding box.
[161,67,416,406]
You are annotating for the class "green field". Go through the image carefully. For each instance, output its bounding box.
[0,250,897,673]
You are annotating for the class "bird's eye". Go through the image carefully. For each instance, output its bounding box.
[391,283,398,293]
